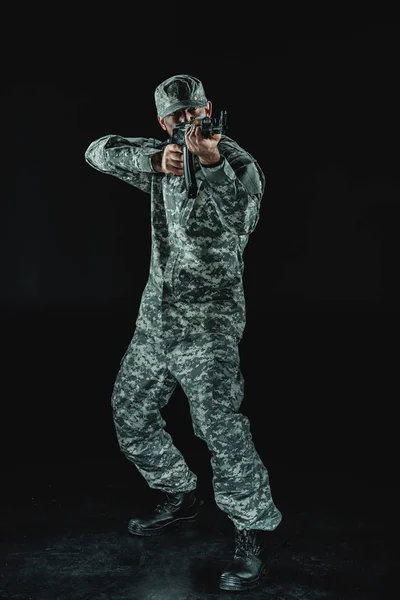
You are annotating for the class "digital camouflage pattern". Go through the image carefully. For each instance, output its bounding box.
[111,328,282,531]
[84,113,282,531]
[154,73,208,118]
[85,134,264,344]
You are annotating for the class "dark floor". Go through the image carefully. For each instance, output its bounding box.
[0,457,396,600]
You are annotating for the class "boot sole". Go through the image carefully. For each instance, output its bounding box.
[128,510,199,537]
[219,562,269,591]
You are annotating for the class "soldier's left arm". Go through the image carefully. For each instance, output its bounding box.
[200,157,265,236]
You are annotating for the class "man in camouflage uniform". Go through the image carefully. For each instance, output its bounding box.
[85,74,282,591]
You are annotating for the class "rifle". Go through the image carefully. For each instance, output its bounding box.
[161,110,228,199]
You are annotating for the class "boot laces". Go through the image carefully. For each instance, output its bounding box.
[154,492,181,514]
[234,528,262,559]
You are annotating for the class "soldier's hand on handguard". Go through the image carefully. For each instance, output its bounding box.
[185,119,222,166]
[152,145,184,176]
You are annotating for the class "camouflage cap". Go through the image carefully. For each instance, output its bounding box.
[154,74,208,119]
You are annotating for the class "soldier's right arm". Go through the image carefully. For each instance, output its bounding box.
[85,135,164,195]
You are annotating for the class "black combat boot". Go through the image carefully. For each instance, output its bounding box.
[219,527,269,591]
[128,489,199,536]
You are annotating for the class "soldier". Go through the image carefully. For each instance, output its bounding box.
[85,74,282,592]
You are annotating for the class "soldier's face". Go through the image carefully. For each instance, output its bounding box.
[158,102,212,136]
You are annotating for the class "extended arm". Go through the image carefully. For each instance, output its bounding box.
[85,135,164,195]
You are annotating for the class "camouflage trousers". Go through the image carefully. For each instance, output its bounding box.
[111,328,282,532]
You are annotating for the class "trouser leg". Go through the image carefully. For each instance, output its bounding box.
[167,333,282,531]
[111,328,198,493]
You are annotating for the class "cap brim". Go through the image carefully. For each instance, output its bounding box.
[159,100,208,119]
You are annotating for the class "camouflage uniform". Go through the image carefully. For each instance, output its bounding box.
[84,75,282,532]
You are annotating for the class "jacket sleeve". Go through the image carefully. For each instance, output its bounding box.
[84,135,164,195]
[199,155,265,236]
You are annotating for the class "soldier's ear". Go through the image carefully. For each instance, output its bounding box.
[206,101,212,117]
[158,116,167,131]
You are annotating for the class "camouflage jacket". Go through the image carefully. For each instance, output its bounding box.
[85,134,265,343]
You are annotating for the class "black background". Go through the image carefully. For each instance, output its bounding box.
[1,22,398,488]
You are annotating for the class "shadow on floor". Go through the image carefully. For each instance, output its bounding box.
[0,459,395,599]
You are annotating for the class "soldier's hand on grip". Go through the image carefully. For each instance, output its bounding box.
[161,144,184,176]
